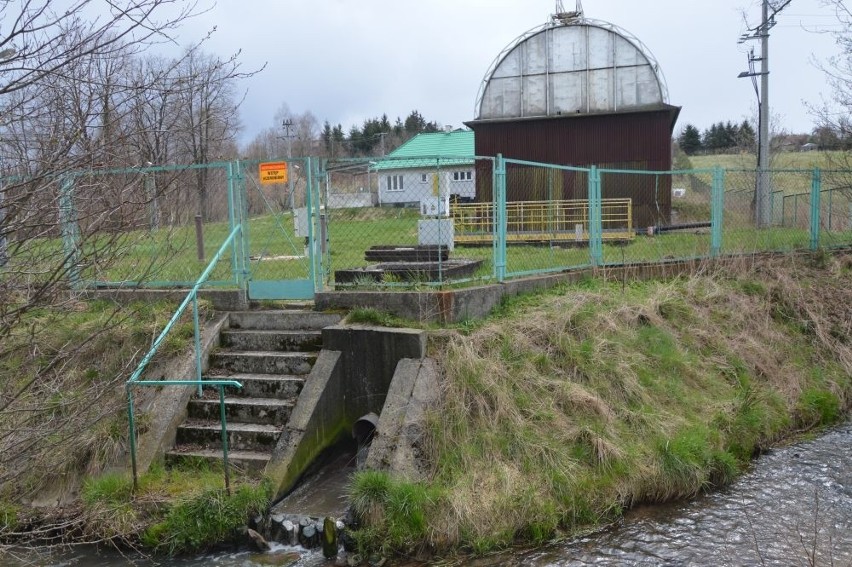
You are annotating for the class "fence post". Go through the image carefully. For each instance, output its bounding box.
[237,161,251,286]
[58,175,81,288]
[127,386,138,491]
[588,166,603,267]
[219,384,231,496]
[227,161,240,286]
[306,157,319,292]
[711,166,724,258]
[828,186,833,232]
[810,167,822,251]
[493,155,507,282]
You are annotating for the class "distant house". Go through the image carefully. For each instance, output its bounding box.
[373,130,475,206]
[801,142,819,152]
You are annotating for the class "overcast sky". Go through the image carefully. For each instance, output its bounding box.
[172,0,844,146]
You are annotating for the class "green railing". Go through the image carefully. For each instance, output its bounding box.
[125,224,245,493]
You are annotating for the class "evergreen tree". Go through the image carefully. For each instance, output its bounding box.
[321,120,333,154]
[677,124,702,155]
[723,121,738,149]
[404,110,427,134]
[702,123,720,150]
[737,120,756,151]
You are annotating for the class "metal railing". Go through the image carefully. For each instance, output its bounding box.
[125,224,244,494]
[451,198,633,243]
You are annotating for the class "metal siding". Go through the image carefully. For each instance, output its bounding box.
[480,24,665,120]
[469,109,677,227]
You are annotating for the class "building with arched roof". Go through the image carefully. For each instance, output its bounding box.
[466,11,680,228]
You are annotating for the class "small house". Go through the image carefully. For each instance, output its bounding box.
[373,130,475,206]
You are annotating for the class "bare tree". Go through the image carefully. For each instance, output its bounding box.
[812,1,852,154]
[0,0,264,518]
[174,49,255,221]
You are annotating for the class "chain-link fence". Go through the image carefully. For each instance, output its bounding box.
[322,156,493,289]
[599,169,714,266]
[1,163,239,290]
[819,169,852,249]
[238,158,317,286]
[16,158,852,295]
[68,163,238,287]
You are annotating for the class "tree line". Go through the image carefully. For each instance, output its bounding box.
[241,108,445,162]
[677,121,756,155]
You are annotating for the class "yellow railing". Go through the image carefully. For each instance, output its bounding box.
[451,199,634,244]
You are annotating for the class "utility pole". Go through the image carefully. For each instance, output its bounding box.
[282,119,295,210]
[758,0,771,228]
[738,0,791,228]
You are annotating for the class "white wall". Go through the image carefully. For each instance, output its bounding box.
[378,166,476,205]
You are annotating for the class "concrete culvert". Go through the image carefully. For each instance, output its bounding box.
[353,412,379,469]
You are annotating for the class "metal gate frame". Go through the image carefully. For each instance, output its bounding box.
[238,157,324,300]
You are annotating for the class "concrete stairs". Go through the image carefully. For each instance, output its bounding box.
[166,309,342,474]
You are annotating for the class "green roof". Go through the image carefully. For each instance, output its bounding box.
[373,130,474,171]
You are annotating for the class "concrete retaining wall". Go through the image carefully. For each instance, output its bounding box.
[266,325,427,500]
[365,358,439,481]
[315,257,725,323]
[82,289,248,311]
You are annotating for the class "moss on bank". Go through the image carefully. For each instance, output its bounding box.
[351,252,852,556]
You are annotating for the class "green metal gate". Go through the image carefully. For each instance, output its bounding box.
[237,157,324,300]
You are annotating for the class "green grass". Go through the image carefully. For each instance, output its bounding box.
[349,253,852,556]
[141,482,271,554]
[77,462,270,553]
[349,470,438,555]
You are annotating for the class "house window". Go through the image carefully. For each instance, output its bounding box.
[421,173,428,182]
[386,175,404,192]
[453,171,472,181]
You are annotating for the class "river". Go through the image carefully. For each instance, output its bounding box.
[2,420,850,566]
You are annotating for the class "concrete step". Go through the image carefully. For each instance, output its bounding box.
[220,329,322,352]
[165,448,270,475]
[176,421,282,453]
[187,396,296,425]
[247,301,314,311]
[213,373,306,400]
[228,310,342,331]
[210,351,317,375]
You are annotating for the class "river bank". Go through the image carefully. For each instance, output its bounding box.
[3,417,849,566]
[1,252,850,562]
[350,252,852,558]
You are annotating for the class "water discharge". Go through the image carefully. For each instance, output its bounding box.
[2,421,849,566]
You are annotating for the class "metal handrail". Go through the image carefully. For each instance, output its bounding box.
[126,224,244,493]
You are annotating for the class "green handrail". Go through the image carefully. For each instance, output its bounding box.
[126,224,244,493]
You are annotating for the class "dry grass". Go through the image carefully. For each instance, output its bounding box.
[389,251,852,554]
[0,300,200,508]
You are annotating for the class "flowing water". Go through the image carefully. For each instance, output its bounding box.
[2,421,850,567]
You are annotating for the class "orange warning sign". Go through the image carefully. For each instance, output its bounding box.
[259,161,288,185]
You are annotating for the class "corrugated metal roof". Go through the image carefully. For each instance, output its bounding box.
[373,130,474,170]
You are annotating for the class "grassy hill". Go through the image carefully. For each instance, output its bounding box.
[688,150,849,171]
[351,251,852,556]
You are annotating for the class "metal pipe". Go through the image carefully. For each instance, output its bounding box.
[127,386,138,491]
[219,385,231,495]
